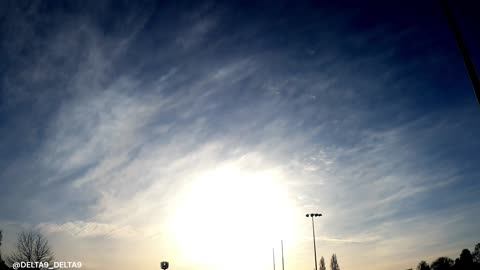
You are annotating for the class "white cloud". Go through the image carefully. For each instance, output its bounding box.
[36,221,141,239]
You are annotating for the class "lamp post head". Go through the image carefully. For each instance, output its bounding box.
[161,261,169,270]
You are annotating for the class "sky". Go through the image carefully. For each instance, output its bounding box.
[1,1,480,270]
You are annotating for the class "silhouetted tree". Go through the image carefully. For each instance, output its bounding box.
[414,243,480,270]
[454,258,461,270]
[330,254,340,270]
[452,249,474,270]
[0,230,3,262]
[6,230,54,269]
[0,230,9,270]
[320,256,326,270]
[418,260,431,270]
[431,257,454,270]
[473,243,480,264]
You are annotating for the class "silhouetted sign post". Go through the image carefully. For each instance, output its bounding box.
[161,261,169,270]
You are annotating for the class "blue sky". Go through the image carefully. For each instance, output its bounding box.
[1,1,480,270]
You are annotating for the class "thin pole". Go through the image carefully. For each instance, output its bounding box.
[273,248,276,270]
[281,240,285,270]
[311,216,318,270]
[439,0,480,104]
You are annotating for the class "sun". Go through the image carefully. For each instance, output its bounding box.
[166,162,300,270]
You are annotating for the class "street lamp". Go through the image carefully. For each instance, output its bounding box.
[306,213,322,270]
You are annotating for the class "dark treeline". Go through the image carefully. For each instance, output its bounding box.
[416,243,480,270]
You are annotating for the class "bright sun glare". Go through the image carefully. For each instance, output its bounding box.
[167,162,300,270]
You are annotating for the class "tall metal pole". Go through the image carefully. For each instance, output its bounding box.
[439,0,480,104]
[311,216,318,270]
[306,213,322,270]
[281,240,285,270]
[273,248,276,270]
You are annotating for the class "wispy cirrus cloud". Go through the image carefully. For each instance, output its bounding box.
[36,221,141,239]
